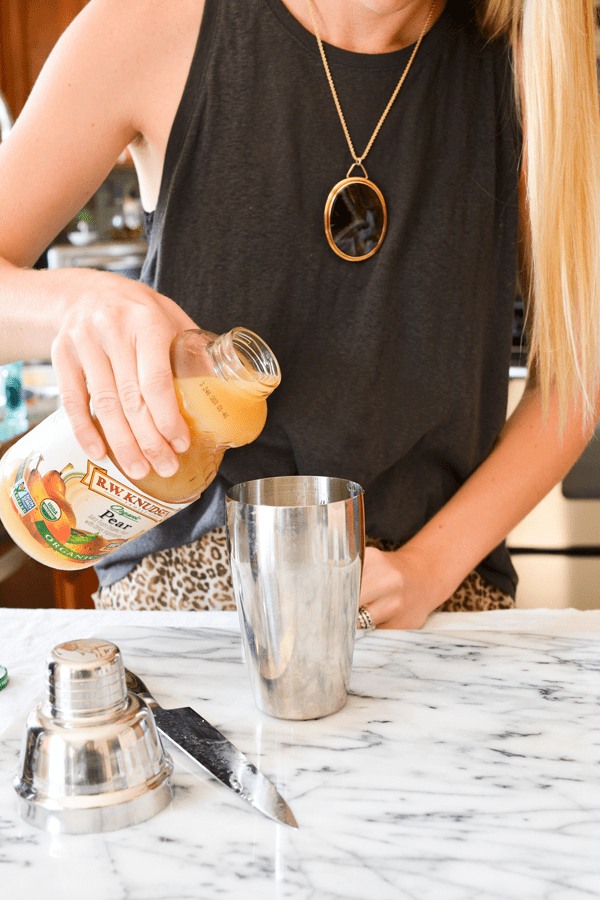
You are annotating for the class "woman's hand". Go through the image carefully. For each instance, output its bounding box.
[51,268,199,481]
[358,544,443,630]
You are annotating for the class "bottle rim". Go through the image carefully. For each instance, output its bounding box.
[211,327,281,391]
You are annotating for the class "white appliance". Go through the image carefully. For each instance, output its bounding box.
[507,372,600,610]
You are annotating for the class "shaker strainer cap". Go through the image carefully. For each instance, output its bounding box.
[46,638,127,717]
[14,638,173,834]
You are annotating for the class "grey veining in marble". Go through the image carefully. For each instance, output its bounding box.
[1,625,600,899]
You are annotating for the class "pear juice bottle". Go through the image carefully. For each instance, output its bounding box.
[0,328,280,569]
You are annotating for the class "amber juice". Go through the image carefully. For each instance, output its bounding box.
[119,372,278,504]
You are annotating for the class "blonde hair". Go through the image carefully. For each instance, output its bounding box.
[477,0,600,429]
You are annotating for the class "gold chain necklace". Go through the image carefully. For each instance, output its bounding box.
[306,0,438,261]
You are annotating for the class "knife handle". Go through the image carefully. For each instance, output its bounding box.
[125,668,159,709]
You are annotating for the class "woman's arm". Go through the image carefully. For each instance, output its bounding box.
[359,371,595,629]
[0,0,203,481]
[360,147,598,628]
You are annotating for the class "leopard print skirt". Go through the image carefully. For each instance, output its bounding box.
[93,527,515,612]
[93,527,236,612]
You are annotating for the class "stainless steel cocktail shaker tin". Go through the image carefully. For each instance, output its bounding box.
[14,638,173,834]
[227,475,365,720]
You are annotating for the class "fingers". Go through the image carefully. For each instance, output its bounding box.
[356,596,394,629]
[133,325,191,454]
[51,272,194,480]
[52,339,107,461]
[358,545,431,630]
[83,340,157,481]
[102,333,188,480]
[357,605,377,630]
[357,547,394,628]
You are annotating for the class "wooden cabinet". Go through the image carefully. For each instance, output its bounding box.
[0,0,89,120]
[53,567,98,609]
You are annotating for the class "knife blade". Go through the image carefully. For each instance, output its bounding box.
[124,667,298,829]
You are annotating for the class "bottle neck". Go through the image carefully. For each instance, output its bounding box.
[207,328,281,397]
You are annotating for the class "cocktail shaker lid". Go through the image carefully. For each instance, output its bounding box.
[46,638,127,718]
[14,638,173,834]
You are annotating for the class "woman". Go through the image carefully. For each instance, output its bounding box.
[1,0,599,626]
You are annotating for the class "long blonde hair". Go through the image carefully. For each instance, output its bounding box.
[477,0,600,429]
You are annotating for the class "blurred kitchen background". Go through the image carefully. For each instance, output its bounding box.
[2,1,600,611]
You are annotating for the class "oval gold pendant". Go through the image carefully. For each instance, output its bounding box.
[324,177,387,262]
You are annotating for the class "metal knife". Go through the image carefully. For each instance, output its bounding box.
[124,667,298,829]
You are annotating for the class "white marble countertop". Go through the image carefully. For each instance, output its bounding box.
[1,606,600,899]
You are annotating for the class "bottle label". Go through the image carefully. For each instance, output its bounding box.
[3,407,189,567]
[81,462,173,523]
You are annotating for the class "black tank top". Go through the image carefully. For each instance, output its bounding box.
[96,0,522,596]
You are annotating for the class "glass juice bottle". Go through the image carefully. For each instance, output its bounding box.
[0,327,280,570]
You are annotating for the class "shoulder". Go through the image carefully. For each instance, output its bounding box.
[68,0,205,44]
[34,0,206,153]
[54,0,205,84]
